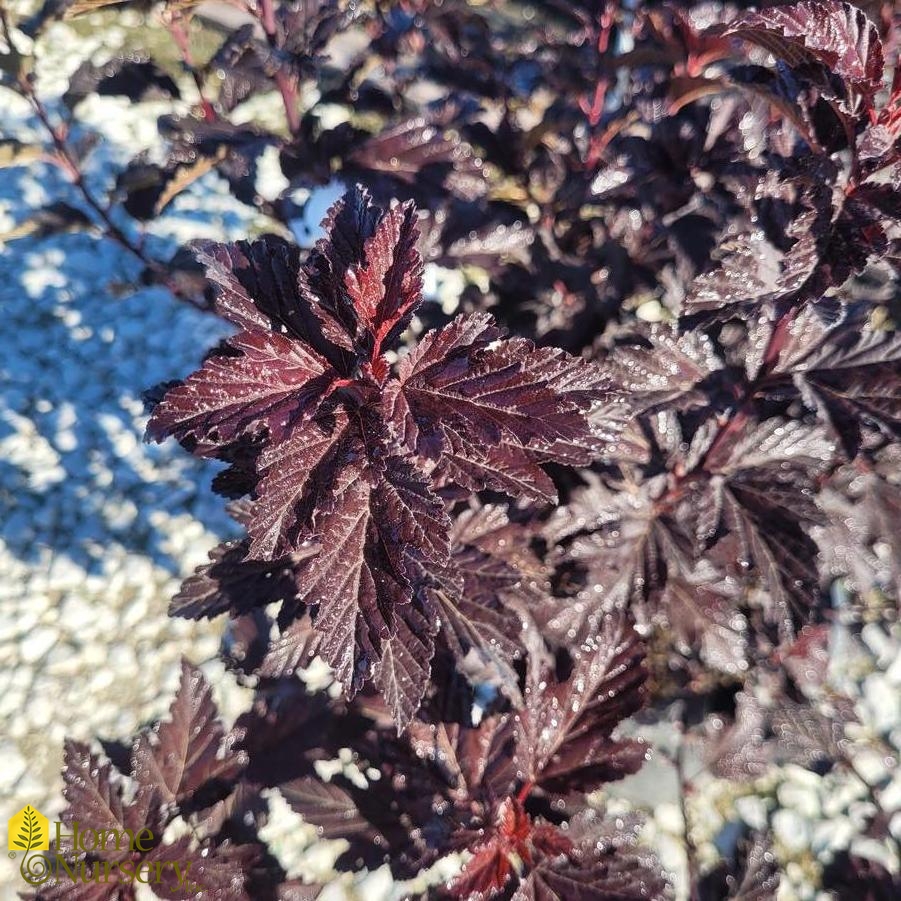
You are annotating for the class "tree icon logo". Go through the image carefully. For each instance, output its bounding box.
[8,806,49,853]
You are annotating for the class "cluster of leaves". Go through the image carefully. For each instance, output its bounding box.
[26,663,258,900]
[31,630,670,900]
[147,183,620,728]
[9,0,900,898]
[244,613,670,900]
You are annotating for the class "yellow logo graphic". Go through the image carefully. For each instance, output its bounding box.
[8,806,49,852]
[7,806,201,891]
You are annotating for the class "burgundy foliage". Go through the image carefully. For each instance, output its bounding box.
[25,664,260,901]
[147,185,614,721]
[10,0,900,897]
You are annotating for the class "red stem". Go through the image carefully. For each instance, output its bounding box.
[166,15,217,123]
[0,6,214,309]
[257,0,301,135]
[0,5,157,270]
[28,85,157,269]
[582,4,616,168]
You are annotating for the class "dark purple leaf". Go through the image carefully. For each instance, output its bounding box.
[510,809,669,901]
[374,592,437,731]
[22,879,130,901]
[146,328,331,452]
[343,198,423,372]
[515,617,648,794]
[192,238,344,365]
[600,326,722,415]
[65,55,179,108]
[148,834,256,900]
[279,777,371,842]
[717,2,883,105]
[683,231,786,314]
[663,568,747,676]
[244,414,354,560]
[300,450,450,694]
[771,309,901,456]
[148,184,620,723]
[170,540,315,620]
[698,419,833,636]
[348,118,487,201]
[543,472,688,626]
[699,832,780,900]
[259,612,322,678]
[769,697,852,769]
[704,693,773,781]
[131,660,246,807]
[60,741,158,860]
[390,312,608,501]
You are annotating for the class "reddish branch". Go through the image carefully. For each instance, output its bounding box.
[581,3,616,167]
[164,11,218,123]
[0,7,215,307]
[25,81,158,269]
[0,7,153,261]
[257,0,301,135]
